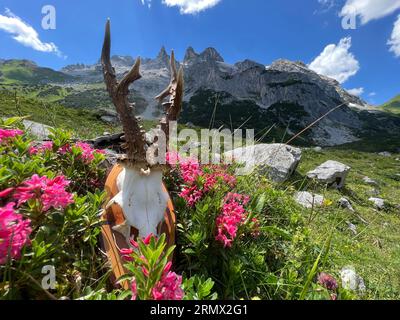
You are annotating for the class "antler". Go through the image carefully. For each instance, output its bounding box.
[101,19,147,167]
[156,51,184,143]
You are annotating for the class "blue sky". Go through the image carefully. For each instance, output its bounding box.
[0,0,399,105]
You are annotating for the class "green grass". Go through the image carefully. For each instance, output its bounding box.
[0,60,73,84]
[381,94,400,114]
[2,84,400,299]
[288,148,400,299]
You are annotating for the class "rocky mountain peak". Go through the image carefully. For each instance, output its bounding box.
[234,59,265,72]
[156,46,170,64]
[183,46,199,63]
[268,59,310,73]
[110,55,135,67]
[199,47,224,63]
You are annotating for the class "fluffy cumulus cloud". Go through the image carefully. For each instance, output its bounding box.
[309,37,360,84]
[0,9,63,57]
[340,0,400,25]
[388,15,400,57]
[140,0,221,14]
[347,87,364,96]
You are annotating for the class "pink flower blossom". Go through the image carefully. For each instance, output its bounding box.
[14,174,74,212]
[317,273,338,291]
[215,193,250,248]
[166,151,182,166]
[74,142,105,163]
[0,129,23,144]
[152,271,184,300]
[179,186,203,207]
[0,188,14,199]
[143,233,156,245]
[58,144,71,155]
[180,158,202,184]
[29,141,53,155]
[131,278,138,300]
[120,248,135,262]
[0,202,32,264]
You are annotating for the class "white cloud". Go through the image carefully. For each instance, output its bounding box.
[0,9,63,57]
[163,0,221,14]
[340,0,400,25]
[347,87,364,96]
[140,0,221,14]
[388,15,400,57]
[369,92,376,97]
[141,0,152,8]
[309,37,360,83]
[315,0,336,14]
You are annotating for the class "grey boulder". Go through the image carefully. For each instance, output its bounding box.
[362,176,378,186]
[340,267,366,293]
[294,191,324,209]
[22,120,53,140]
[307,160,350,188]
[339,197,354,212]
[224,143,302,182]
[369,197,385,210]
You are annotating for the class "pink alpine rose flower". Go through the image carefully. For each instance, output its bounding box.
[0,129,23,144]
[152,271,184,300]
[131,278,138,300]
[74,142,105,163]
[0,202,32,264]
[0,188,14,199]
[215,193,250,248]
[29,141,53,155]
[14,174,74,212]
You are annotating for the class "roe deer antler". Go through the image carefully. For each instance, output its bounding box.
[101,19,183,243]
[101,19,147,168]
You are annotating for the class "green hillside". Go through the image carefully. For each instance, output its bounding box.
[381,94,400,114]
[0,59,74,84]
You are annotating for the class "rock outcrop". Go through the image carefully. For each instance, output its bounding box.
[224,143,302,182]
[58,47,400,146]
[294,191,324,209]
[307,160,351,188]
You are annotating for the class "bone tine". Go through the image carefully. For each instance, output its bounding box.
[171,66,184,120]
[101,19,117,92]
[170,50,177,80]
[100,19,147,165]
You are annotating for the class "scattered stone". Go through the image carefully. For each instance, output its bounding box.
[294,191,324,209]
[22,120,52,140]
[100,115,118,123]
[313,146,322,152]
[347,222,357,235]
[378,151,392,157]
[101,149,123,173]
[185,122,195,128]
[306,160,351,188]
[103,132,111,136]
[339,197,354,212]
[224,144,302,182]
[369,197,385,210]
[396,158,400,161]
[88,133,124,150]
[340,267,366,293]
[362,176,378,186]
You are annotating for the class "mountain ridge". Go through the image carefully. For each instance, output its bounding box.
[2,47,399,146]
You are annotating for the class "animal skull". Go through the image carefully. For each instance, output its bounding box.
[101,19,183,242]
